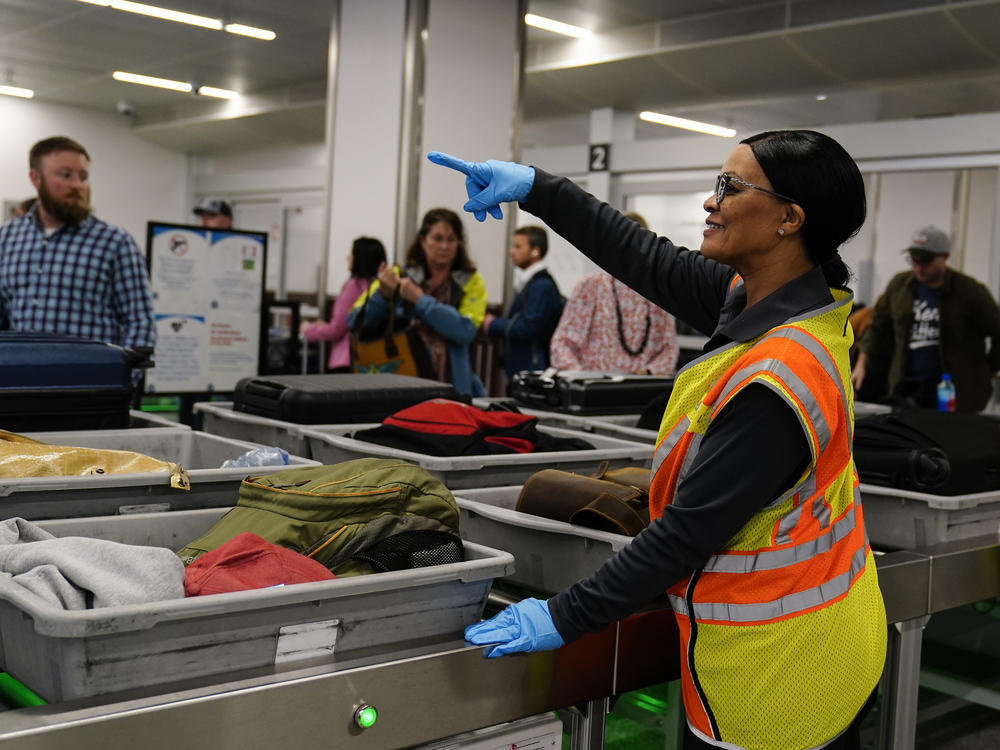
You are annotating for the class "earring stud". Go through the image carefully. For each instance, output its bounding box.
[777,228,786,236]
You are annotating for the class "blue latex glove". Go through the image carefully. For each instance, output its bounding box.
[464,597,565,658]
[427,151,535,222]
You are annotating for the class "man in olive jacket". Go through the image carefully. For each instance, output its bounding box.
[852,226,1000,412]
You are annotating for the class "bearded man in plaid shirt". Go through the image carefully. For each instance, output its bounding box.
[0,136,155,353]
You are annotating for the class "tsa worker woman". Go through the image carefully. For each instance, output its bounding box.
[353,208,487,396]
[429,131,886,750]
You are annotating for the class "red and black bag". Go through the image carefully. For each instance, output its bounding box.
[352,399,594,457]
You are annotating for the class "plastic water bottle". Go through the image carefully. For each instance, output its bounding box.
[221,446,290,469]
[936,374,956,412]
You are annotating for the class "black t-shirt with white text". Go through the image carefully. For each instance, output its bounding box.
[904,283,942,406]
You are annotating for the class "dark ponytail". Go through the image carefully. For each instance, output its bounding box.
[742,130,865,290]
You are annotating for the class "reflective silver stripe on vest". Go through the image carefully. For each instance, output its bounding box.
[773,472,818,544]
[677,431,705,484]
[671,541,868,622]
[703,502,858,574]
[716,358,832,454]
[776,326,852,446]
[652,415,690,478]
[812,491,832,529]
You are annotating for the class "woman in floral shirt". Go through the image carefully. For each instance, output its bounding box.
[550,270,678,375]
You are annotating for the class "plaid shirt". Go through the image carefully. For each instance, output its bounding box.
[0,207,155,350]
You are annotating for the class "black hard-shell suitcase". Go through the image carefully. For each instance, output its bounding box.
[0,333,137,431]
[233,373,461,424]
[510,370,674,415]
[853,411,1000,496]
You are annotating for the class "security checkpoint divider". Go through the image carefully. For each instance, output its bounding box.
[455,486,633,593]
[299,423,653,490]
[0,507,515,703]
[0,428,317,520]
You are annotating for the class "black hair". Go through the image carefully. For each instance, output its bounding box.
[405,208,476,273]
[741,130,865,290]
[515,225,548,258]
[350,236,387,279]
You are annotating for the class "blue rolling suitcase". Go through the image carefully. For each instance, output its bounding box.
[0,333,139,431]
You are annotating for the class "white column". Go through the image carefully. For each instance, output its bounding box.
[325,0,409,297]
[587,107,613,203]
[417,0,523,303]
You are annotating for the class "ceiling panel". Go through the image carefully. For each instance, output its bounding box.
[947,3,1000,57]
[791,13,996,81]
[653,36,846,99]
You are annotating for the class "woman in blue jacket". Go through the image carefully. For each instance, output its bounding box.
[352,208,487,396]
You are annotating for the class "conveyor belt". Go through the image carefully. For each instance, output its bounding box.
[0,534,995,750]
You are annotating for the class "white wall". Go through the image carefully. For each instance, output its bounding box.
[0,96,188,243]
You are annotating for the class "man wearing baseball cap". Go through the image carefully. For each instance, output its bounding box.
[192,197,233,229]
[852,225,1000,411]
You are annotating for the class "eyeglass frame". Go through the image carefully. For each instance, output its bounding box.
[714,173,796,205]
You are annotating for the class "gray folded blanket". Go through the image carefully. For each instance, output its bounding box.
[0,517,185,610]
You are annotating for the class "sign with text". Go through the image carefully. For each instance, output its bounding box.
[145,222,267,394]
[589,143,610,172]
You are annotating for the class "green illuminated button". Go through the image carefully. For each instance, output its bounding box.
[354,704,378,729]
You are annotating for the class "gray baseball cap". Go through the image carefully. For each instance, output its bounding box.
[193,197,232,217]
[906,225,950,256]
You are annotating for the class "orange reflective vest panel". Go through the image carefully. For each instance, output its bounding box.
[650,287,886,750]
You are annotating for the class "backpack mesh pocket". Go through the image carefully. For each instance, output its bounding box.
[350,530,464,572]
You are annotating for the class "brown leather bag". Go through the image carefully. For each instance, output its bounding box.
[515,461,651,536]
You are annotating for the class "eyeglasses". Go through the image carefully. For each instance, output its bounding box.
[908,251,937,266]
[714,173,796,205]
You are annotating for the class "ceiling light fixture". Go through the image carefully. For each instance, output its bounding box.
[75,1,275,40]
[639,111,736,138]
[113,70,192,93]
[0,84,34,99]
[197,85,239,100]
[524,13,592,39]
[224,23,276,41]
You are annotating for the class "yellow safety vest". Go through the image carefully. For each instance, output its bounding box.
[649,284,886,749]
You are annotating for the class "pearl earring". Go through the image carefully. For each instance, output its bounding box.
[777,228,786,236]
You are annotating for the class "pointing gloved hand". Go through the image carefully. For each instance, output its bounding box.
[427,151,535,222]
[464,597,564,658]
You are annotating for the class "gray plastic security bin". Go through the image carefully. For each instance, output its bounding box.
[300,424,652,489]
[194,401,314,458]
[860,483,1000,550]
[0,428,317,520]
[0,508,514,702]
[456,486,632,593]
[128,409,190,429]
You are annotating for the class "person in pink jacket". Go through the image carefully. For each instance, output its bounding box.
[302,237,386,371]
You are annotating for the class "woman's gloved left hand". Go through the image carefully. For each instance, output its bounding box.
[464,597,565,658]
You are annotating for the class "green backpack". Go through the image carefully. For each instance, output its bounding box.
[176,458,462,577]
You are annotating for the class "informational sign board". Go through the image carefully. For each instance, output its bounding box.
[144,222,267,394]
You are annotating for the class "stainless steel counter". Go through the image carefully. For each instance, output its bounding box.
[0,535,996,750]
